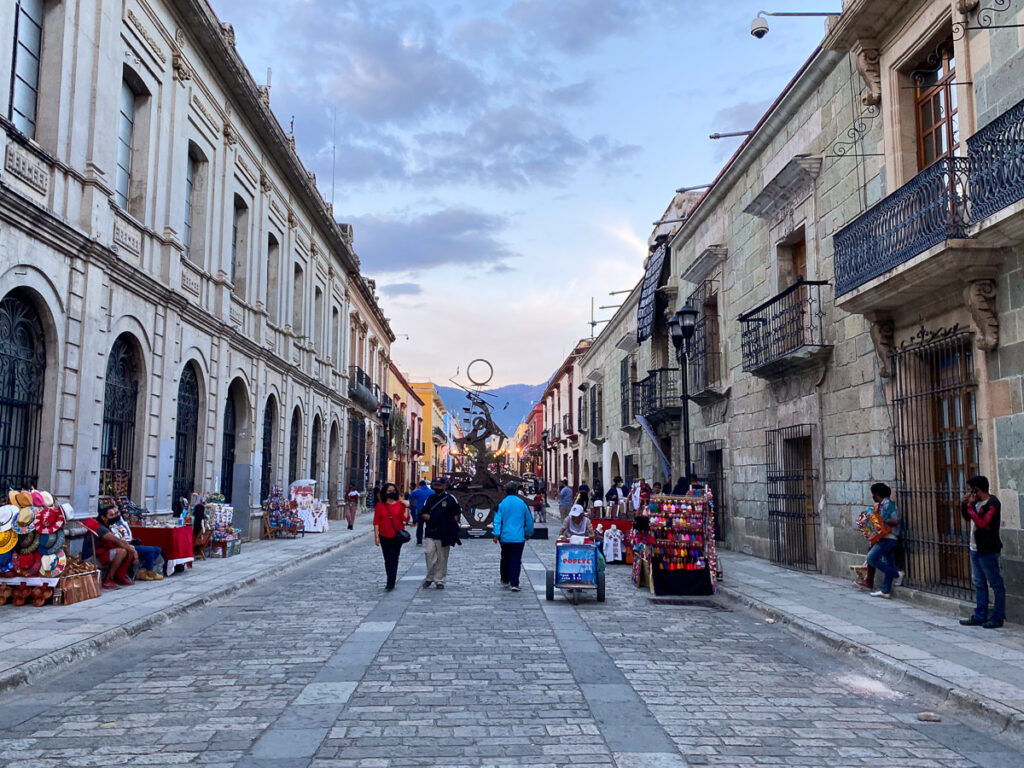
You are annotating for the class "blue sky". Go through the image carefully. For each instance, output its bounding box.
[207,0,832,386]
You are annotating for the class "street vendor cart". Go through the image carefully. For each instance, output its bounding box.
[546,539,605,604]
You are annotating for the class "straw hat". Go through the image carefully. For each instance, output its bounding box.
[16,531,39,553]
[40,491,54,507]
[40,551,66,577]
[14,490,33,507]
[11,507,36,534]
[0,530,17,555]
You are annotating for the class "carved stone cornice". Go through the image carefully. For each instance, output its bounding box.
[126,9,167,64]
[856,46,881,107]
[964,279,999,351]
[220,22,236,47]
[259,171,272,193]
[866,314,894,379]
[957,0,980,13]
[744,155,822,220]
[172,51,192,82]
[681,245,726,284]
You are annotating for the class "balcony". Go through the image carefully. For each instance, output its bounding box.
[834,97,1024,314]
[738,281,832,378]
[348,366,378,414]
[562,414,573,436]
[632,369,681,424]
[687,279,725,405]
[432,425,446,444]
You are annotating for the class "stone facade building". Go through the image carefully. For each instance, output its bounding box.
[568,0,1024,615]
[540,341,590,489]
[0,0,393,537]
[387,364,424,492]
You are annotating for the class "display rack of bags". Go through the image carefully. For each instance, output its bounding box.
[631,494,718,596]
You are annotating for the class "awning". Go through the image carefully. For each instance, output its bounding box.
[636,242,668,343]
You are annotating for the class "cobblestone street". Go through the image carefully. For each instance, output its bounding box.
[1,530,1021,768]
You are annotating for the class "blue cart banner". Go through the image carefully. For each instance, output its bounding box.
[556,545,597,584]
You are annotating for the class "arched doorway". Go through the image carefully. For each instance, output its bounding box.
[288,406,301,484]
[0,290,46,491]
[220,393,236,501]
[101,333,143,498]
[611,452,621,480]
[221,378,252,530]
[328,420,340,509]
[260,396,277,502]
[310,414,321,483]
[172,362,201,512]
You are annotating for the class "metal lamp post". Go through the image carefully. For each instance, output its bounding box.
[668,304,699,480]
[378,398,392,484]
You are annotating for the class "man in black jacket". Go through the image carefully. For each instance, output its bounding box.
[419,477,462,589]
[959,475,1006,628]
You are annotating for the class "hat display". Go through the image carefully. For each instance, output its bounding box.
[14,491,33,507]
[34,507,64,535]
[37,530,65,555]
[0,530,17,555]
[41,491,54,506]
[40,551,66,577]
[0,505,16,532]
[30,490,45,506]
[569,504,585,517]
[12,507,36,534]
[60,502,75,520]
[15,551,41,576]
[16,531,39,553]
[7,490,18,506]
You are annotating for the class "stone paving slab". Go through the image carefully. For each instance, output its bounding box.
[0,517,374,692]
[716,551,1024,740]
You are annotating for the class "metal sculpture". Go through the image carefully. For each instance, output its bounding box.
[446,359,516,533]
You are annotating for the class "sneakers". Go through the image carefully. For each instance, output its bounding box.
[435,583,445,590]
[894,571,905,587]
[983,619,1004,629]
[960,616,985,626]
[510,586,520,592]
[500,581,510,589]
[422,580,433,588]
[870,590,891,599]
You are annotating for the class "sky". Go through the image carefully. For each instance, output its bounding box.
[206,0,832,387]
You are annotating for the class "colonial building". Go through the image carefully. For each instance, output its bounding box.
[0,0,392,536]
[387,363,424,491]
[410,381,449,479]
[540,341,590,488]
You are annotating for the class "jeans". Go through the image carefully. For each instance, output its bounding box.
[970,551,1006,622]
[866,538,900,593]
[499,541,525,587]
[136,545,162,571]
[379,536,403,588]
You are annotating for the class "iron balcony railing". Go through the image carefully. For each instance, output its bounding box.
[738,281,829,373]
[835,95,1024,296]
[432,426,446,443]
[347,365,378,413]
[687,279,721,395]
[632,369,680,422]
[562,413,573,434]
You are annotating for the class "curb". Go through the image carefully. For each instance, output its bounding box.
[0,528,374,693]
[716,584,1024,743]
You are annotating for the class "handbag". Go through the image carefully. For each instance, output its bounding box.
[387,502,411,544]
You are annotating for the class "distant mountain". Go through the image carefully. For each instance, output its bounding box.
[437,381,548,437]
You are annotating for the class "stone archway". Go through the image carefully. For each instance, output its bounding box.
[611,452,620,481]
[221,377,252,531]
[328,420,340,510]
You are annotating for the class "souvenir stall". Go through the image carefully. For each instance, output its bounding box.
[590,500,636,564]
[205,494,242,557]
[631,493,719,596]
[0,491,100,606]
[262,484,303,538]
[290,480,328,533]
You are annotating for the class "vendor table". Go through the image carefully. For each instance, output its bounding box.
[133,525,194,575]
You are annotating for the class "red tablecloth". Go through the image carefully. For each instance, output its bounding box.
[133,525,194,559]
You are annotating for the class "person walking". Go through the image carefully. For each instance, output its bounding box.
[557,479,573,520]
[409,479,434,546]
[493,482,535,592]
[419,477,461,589]
[577,480,590,511]
[960,475,1006,629]
[866,482,902,599]
[532,490,547,524]
[344,483,360,530]
[373,482,410,592]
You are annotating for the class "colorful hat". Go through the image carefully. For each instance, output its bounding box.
[40,551,66,577]
[0,550,13,573]
[37,530,65,555]
[16,531,39,553]
[40,491,54,507]
[0,530,17,555]
[30,490,45,506]
[15,551,41,576]
[14,490,33,507]
[12,507,36,534]
[34,507,64,535]
[0,505,16,532]
[60,502,75,521]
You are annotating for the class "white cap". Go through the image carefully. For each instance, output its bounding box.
[569,504,585,517]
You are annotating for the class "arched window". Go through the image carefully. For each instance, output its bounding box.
[220,391,236,501]
[266,233,280,325]
[172,362,200,512]
[0,290,46,490]
[292,264,304,334]
[289,406,301,484]
[260,397,276,502]
[101,334,141,496]
[310,414,321,481]
[314,287,324,352]
[183,142,208,264]
[232,194,249,298]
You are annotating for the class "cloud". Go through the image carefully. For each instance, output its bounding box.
[544,80,598,107]
[379,282,423,296]
[352,207,517,273]
[710,98,773,160]
[505,0,649,54]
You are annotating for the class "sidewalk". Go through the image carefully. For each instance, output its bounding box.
[716,551,1024,740]
[0,519,373,692]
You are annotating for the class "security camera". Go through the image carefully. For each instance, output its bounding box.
[750,15,769,39]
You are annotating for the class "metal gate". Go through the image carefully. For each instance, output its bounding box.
[695,439,726,544]
[289,407,301,485]
[260,398,276,503]
[220,393,236,502]
[0,291,45,492]
[766,424,818,571]
[172,363,199,512]
[310,416,321,481]
[101,335,139,496]
[891,326,976,600]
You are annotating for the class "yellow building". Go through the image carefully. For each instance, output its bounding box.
[410,381,448,479]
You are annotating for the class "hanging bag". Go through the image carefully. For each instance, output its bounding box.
[388,502,411,544]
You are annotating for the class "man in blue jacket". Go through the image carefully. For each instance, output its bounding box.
[492,482,535,592]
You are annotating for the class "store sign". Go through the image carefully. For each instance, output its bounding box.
[556,545,596,584]
[363,454,370,489]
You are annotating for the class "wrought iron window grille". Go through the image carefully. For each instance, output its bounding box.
[766,424,818,572]
[686,280,722,394]
[0,291,45,492]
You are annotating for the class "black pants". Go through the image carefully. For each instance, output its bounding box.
[416,515,425,544]
[499,541,525,587]
[380,536,403,588]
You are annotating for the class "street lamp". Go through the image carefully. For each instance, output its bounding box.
[378,398,393,484]
[668,304,699,481]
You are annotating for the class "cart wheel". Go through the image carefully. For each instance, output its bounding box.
[596,571,606,602]
[545,570,554,601]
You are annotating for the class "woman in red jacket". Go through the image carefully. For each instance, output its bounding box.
[373,482,410,591]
